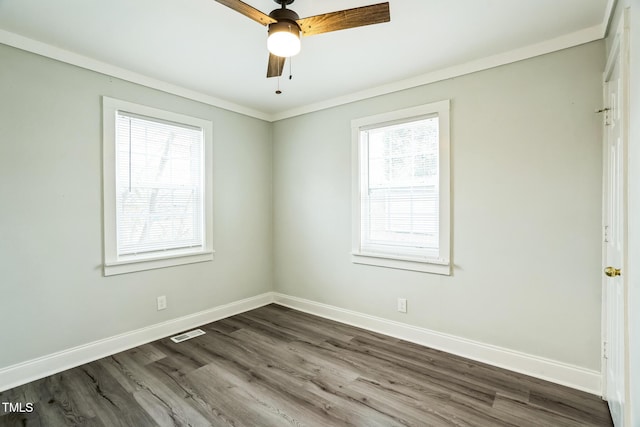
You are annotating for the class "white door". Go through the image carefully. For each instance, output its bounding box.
[603,14,629,426]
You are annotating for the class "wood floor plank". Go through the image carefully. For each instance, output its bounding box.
[63,362,157,427]
[244,305,358,344]
[527,386,614,426]
[186,355,364,427]
[141,355,239,426]
[101,352,211,427]
[231,328,361,388]
[3,373,101,426]
[122,343,167,366]
[287,337,490,420]
[491,394,598,427]
[346,376,513,427]
[379,337,532,401]
[185,331,369,426]
[0,304,612,427]
[317,337,499,406]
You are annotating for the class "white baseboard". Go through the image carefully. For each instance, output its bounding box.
[272,293,603,396]
[0,292,275,392]
[1,291,602,396]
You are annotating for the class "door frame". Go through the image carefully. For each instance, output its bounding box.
[601,7,631,424]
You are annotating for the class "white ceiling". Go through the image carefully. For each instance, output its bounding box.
[0,0,611,120]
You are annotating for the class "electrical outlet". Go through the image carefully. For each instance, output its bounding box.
[397,297,407,313]
[157,295,167,311]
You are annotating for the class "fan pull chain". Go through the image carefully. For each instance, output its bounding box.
[289,57,293,80]
[275,56,282,94]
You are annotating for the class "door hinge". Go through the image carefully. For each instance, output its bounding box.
[604,225,609,243]
[603,341,608,359]
[596,107,611,126]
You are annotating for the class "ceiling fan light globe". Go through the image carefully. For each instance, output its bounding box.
[267,24,301,57]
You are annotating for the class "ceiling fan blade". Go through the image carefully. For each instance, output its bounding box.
[267,53,286,78]
[214,0,276,26]
[296,2,390,37]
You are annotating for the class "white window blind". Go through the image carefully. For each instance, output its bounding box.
[115,112,204,257]
[361,116,439,258]
[351,100,450,274]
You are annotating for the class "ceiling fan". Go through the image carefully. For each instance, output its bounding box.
[214,0,391,78]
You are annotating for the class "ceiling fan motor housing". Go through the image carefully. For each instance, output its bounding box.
[268,7,300,30]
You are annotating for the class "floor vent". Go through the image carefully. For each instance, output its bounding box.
[170,329,206,343]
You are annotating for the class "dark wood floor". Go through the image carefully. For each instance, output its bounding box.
[1,304,612,426]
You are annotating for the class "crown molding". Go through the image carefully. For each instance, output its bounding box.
[0,29,271,122]
[271,24,605,121]
[2,11,610,123]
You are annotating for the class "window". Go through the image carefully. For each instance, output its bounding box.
[102,97,213,276]
[352,100,450,274]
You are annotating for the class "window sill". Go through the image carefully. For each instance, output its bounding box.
[104,250,214,276]
[351,252,450,275]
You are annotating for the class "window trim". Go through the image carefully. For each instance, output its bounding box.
[351,100,451,275]
[102,97,214,276]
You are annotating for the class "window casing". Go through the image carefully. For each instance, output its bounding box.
[103,97,214,276]
[352,100,450,274]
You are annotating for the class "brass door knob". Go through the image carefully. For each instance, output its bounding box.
[604,266,621,277]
